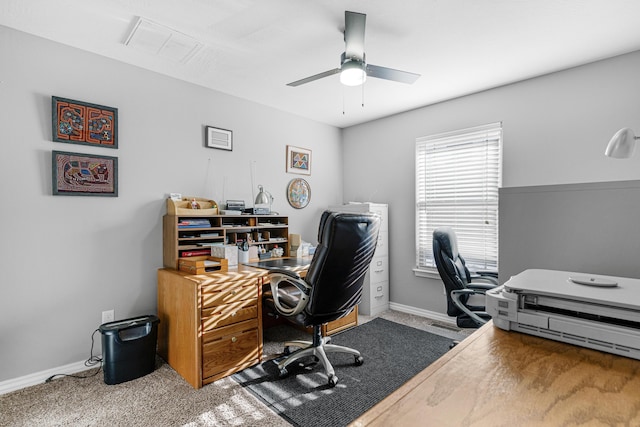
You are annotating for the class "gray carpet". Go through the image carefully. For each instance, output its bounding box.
[232,318,453,427]
[0,358,290,427]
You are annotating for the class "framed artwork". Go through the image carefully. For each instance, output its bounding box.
[52,96,118,148]
[52,150,118,197]
[206,126,233,151]
[287,178,311,209]
[286,145,311,175]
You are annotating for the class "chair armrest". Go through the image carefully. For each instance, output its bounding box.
[469,275,499,286]
[268,268,302,281]
[450,289,490,326]
[476,270,498,278]
[467,281,498,291]
[268,271,312,316]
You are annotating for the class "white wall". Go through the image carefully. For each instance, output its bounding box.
[342,50,640,315]
[0,26,342,382]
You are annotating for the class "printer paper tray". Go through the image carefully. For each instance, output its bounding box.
[510,311,640,360]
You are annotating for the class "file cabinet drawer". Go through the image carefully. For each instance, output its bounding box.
[372,281,389,300]
[201,300,257,331]
[201,280,258,309]
[368,257,389,283]
[374,230,388,257]
[202,324,259,380]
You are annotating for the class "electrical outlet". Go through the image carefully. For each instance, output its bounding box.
[102,309,114,324]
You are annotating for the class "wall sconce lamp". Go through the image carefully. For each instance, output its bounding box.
[605,128,640,158]
[254,185,273,214]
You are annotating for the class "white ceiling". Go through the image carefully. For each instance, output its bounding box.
[2,0,640,128]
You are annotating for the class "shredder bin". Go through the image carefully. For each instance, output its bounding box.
[99,315,160,385]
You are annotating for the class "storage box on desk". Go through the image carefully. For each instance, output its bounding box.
[167,197,218,216]
[210,244,238,266]
[178,256,228,274]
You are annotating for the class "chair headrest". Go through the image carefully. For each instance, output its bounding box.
[433,227,459,260]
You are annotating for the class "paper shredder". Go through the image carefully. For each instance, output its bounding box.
[99,315,160,385]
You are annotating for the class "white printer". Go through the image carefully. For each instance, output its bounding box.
[486,269,640,360]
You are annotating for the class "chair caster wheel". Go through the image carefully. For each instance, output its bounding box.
[328,374,338,387]
[279,367,289,378]
[354,355,364,366]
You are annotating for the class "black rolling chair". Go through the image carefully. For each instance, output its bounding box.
[264,210,380,387]
[432,227,499,329]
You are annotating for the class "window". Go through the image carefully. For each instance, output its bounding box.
[415,122,502,273]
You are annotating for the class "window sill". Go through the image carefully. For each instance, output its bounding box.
[413,267,441,280]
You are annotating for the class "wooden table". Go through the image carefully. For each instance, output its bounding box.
[351,321,640,426]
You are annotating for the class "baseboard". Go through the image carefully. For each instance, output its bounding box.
[388,302,456,325]
[0,359,92,396]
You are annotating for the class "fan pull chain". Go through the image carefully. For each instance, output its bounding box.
[361,83,365,108]
[342,85,345,115]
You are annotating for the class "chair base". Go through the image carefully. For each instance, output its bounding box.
[274,324,363,387]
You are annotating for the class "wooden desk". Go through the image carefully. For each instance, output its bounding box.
[157,258,358,388]
[351,321,640,426]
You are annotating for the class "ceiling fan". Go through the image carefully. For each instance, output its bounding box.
[287,11,420,87]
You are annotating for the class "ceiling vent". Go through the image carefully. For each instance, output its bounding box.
[124,17,202,63]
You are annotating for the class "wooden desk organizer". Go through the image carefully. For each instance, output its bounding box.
[178,256,228,274]
[167,197,218,216]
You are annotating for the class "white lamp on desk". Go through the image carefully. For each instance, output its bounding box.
[605,128,640,158]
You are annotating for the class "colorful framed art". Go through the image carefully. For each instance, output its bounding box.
[286,145,311,175]
[52,150,118,197]
[52,96,118,148]
[287,178,311,209]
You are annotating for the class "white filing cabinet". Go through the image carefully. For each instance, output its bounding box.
[329,202,389,316]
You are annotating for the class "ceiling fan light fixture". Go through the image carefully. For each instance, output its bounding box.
[340,60,366,86]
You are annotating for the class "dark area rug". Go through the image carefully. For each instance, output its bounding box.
[232,317,452,427]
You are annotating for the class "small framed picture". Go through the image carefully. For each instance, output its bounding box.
[52,150,118,197]
[286,145,311,175]
[206,126,233,151]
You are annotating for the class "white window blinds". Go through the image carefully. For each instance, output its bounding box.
[415,122,502,272]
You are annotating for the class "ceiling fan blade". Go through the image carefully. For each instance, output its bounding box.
[366,64,420,84]
[286,68,341,87]
[344,11,366,60]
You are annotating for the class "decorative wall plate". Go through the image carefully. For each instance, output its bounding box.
[287,178,311,209]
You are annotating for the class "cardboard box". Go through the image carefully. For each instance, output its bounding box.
[178,256,228,275]
[210,244,238,266]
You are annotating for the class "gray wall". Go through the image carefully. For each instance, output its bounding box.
[500,180,640,282]
[0,26,342,382]
[342,50,640,316]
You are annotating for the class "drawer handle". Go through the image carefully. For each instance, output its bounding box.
[374,269,384,273]
[231,336,237,343]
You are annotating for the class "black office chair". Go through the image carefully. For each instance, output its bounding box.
[432,227,499,329]
[264,210,380,387]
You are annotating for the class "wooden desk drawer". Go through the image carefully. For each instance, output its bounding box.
[202,300,257,331]
[202,322,259,380]
[201,280,258,308]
